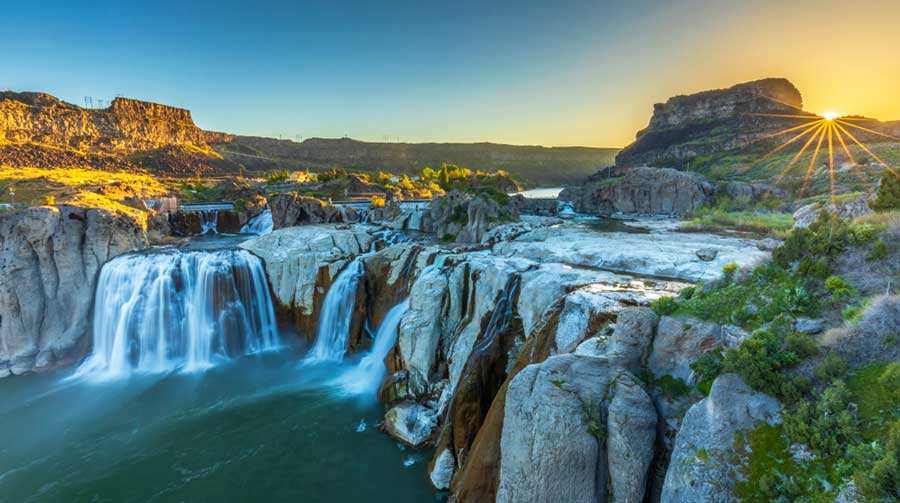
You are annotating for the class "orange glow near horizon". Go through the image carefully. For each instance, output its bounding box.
[754,111,900,202]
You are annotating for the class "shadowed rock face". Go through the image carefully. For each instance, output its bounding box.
[559,167,714,216]
[615,78,804,169]
[0,205,148,377]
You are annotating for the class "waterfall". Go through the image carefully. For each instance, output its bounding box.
[306,258,365,362]
[241,209,273,235]
[305,229,407,362]
[76,249,279,377]
[337,298,410,395]
[199,210,219,234]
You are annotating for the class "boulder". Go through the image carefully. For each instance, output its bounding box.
[496,354,613,503]
[794,317,825,334]
[661,373,781,503]
[496,352,658,503]
[695,248,718,262]
[602,307,658,373]
[792,195,873,228]
[383,402,438,447]
[648,316,723,383]
[607,374,658,503]
[0,205,148,376]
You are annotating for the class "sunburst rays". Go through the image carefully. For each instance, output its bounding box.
[748,111,899,202]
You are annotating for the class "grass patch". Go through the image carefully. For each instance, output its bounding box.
[681,209,793,237]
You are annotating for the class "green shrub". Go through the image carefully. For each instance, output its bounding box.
[690,352,724,395]
[854,420,900,501]
[722,262,739,279]
[784,333,818,359]
[654,374,692,399]
[843,304,864,323]
[720,324,802,398]
[825,275,857,302]
[867,239,888,261]
[797,256,831,279]
[266,170,291,185]
[814,352,849,381]
[650,296,679,316]
[871,168,900,211]
[783,380,859,458]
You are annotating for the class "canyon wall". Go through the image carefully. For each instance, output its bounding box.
[0,205,147,376]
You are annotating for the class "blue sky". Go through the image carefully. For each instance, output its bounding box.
[3,0,899,146]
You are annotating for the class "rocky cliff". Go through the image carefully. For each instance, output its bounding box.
[615,78,805,169]
[0,204,147,376]
[559,166,714,216]
[0,91,236,176]
[0,92,209,152]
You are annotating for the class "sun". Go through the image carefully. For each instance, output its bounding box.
[821,111,839,121]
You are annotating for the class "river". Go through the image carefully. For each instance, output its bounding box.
[0,349,435,502]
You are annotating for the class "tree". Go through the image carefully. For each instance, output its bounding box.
[871,169,900,211]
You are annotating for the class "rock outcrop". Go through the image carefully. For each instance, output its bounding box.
[239,225,374,336]
[0,205,148,376]
[792,194,873,228]
[0,92,235,176]
[268,193,355,229]
[661,373,781,503]
[615,78,804,169]
[428,191,518,243]
[495,308,659,503]
[559,167,714,216]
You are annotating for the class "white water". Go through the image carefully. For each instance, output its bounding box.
[337,298,410,395]
[306,258,365,362]
[199,210,219,235]
[241,209,273,235]
[76,249,279,377]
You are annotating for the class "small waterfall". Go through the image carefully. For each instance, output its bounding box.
[76,249,279,377]
[557,201,576,219]
[241,209,273,235]
[199,210,219,234]
[306,229,407,362]
[306,258,365,362]
[337,298,410,395]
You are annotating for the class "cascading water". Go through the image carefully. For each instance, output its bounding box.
[76,249,279,377]
[336,298,410,395]
[198,210,219,234]
[241,209,273,235]
[306,257,365,362]
[305,229,408,362]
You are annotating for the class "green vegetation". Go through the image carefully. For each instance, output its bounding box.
[735,363,900,502]
[867,239,888,261]
[871,169,900,211]
[682,208,794,237]
[659,206,900,502]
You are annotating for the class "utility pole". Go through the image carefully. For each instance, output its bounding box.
[84,96,93,108]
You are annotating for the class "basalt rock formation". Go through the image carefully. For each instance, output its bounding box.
[268,193,356,229]
[615,78,805,169]
[0,204,147,376]
[559,166,714,216]
[0,91,237,176]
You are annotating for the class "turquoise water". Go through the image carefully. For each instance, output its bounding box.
[0,348,436,503]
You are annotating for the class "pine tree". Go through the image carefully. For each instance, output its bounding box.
[871,169,900,211]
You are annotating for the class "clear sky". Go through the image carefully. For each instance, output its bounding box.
[3,0,899,147]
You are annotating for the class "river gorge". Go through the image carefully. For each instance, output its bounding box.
[0,193,775,502]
